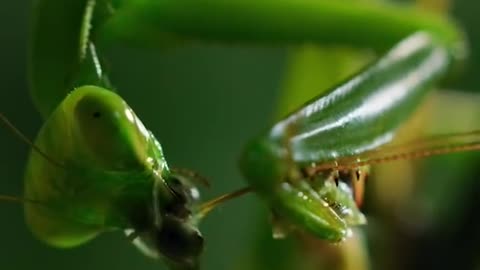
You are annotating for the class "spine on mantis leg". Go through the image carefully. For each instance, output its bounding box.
[240,32,451,241]
[30,0,113,118]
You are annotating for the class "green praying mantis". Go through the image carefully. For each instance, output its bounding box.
[1,1,480,269]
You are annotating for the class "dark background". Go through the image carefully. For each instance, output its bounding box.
[0,1,479,269]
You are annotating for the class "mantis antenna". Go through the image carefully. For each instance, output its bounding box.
[0,195,34,204]
[198,130,480,217]
[0,113,63,206]
[309,130,480,173]
[0,112,64,168]
[197,187,253,218]
[0,195,43,205]
[363,129,480,154]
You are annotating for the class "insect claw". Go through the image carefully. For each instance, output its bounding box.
[271,212,293,239]
[125,230,140,242]
[331,165,341,187]
[355,170,361,181]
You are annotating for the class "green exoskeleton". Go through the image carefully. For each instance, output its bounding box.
[22,86,205,269]
[239,32,479,241]
[9,32,475,270]
[2,1,480,270]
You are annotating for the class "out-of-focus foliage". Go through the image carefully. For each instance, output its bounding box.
[0,1,479,270]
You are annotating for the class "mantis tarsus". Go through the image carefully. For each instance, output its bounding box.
[1,1,479,270]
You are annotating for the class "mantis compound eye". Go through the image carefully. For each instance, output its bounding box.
[72,86,151,170]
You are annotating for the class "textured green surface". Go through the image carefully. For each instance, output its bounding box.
[240,32,449,244]
[101,0,463,54]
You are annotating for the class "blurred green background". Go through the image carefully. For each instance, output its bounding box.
[0,1,479,270]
